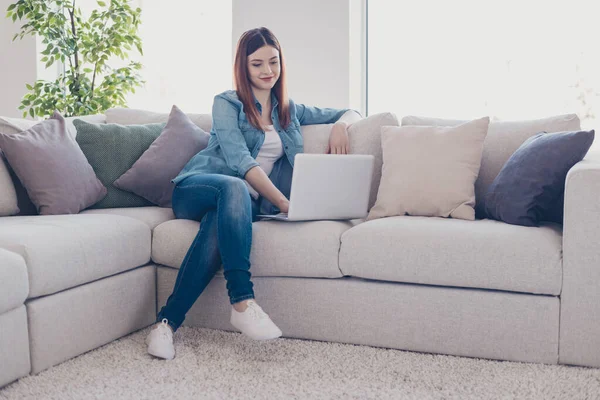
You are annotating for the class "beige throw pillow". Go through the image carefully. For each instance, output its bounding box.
[367,117,490,221]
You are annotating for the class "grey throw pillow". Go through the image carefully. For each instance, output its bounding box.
[1,113,108,215]
[484,129,595,226]
[74,119,165,209]
[0,111,107,215]
[114,105,210,207]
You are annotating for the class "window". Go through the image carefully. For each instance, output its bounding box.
[113,0,233,113]
[367,0,599,138]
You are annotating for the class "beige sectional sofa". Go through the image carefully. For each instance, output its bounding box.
[1,109,599,389]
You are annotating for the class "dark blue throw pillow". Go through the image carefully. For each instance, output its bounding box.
[484,129,595,226]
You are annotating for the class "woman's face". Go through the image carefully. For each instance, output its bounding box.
[247,45,280,91]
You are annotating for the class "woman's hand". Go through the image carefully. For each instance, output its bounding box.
[326,121,350,155]
[278,198,290,214]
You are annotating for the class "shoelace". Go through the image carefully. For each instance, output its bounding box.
[159,318,173,340]
[246,301,268,320]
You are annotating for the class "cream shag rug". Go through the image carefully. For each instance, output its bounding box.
[1,326,599,400]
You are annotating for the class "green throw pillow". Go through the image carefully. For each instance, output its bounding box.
[74,119,166,209]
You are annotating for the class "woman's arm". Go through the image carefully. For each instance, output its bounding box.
[296,103,362,126]
[212,96,260,178]
[296,105,362,154]
[212,96,289,210]
[245,166,289,213]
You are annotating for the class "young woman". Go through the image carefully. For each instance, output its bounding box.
[146,27,359,360]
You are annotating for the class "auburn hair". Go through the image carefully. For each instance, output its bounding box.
[233,27,290,131]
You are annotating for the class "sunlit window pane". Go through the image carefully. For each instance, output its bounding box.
[368,0,599,137]
[124,0,232,114]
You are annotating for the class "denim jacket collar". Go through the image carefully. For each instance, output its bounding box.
[252,91,279,114]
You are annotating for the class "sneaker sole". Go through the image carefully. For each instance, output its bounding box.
[231,321,283,340]
[255,331,283,341]
[241,332,282,341]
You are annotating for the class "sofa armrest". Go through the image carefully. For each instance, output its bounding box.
[560,156,600,367]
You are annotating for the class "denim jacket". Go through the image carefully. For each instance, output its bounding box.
[173,90,353,185]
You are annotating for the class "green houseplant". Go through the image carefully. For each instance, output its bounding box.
[6,0,144,118]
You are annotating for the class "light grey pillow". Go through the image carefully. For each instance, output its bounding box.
[0,113,107,215]
[0,112,107,215]
[114,105,210,207]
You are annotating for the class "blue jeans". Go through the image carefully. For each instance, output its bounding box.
[157,174,261,332]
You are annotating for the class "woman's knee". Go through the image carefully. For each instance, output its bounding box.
[220,176,250,200]
[172,174,250,218]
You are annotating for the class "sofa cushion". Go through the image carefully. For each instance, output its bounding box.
[0,248,29,314]
[106,107,212,133]
[339,216,563,295]
[0,157,18,216]
[79,206,175,230]
[0,214,151,298]
[7,164,37,216]
[0,117,22,216]
[153,219,354,278]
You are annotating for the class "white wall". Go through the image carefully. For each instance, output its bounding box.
[232,0,365,112]
[0,0,37,118]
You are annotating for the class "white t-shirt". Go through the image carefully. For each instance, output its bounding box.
[244,125,285,199]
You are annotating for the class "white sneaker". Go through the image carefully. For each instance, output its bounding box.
[146,318,175,360]
[230,300,283,340]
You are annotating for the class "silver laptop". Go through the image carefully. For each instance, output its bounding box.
[257,153,374,221]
